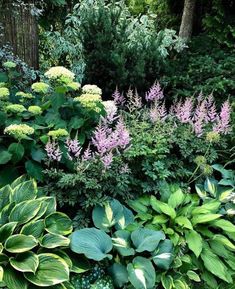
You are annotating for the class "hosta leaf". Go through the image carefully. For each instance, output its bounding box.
[3,265,28,289]
[10,251,39,273]
[0,265,3,282]
[70,228,113,261]
[115,206,135,230]
[195,184,207,199]
[128,199,148,214]
[152,215,168,224]
[161,274,174,289]
[5,234,38,253]
[11,180,37,203]
[187,270,200,282]
[0,222,17,243]
[24,253,69,286]
[205,178,217,197]
[112,230,135,256]
[185,230,202,257]
[10,175,27,189]
[201,248,232,283]
[174,279,189,289]
[150,196,176,219]
[0,185,12,211]
[152,239,173,270]
[108,263,128,288]
[36,196,57,217]
[131,228,165,252]
[127,257,155,289]
[201,271,218,288]
[40,233,70,249]
[210,219,235,233]
[0,253,8,263]
[20,219,45,238]
[9,199,41,224]
[213,234,235,250]
[175,216,193,230]
[168,188,185,208]
[191,200,221,215]
[192,214,221,225]
[45,212,72,235]
[0,202,15,225]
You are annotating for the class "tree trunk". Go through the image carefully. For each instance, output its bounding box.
[0,0,39,69]
[179,0,196,40]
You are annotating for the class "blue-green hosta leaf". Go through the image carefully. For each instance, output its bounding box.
[40,233,70,249]
[112,230,135,256]
[3,265,28,289]
[0,222,17,243]
[92,199,123,231]
[45,212,72,235]
[108,263,128,288]
[131,228,165,252]
[9,199,42,224]
[5,234,38,253]
[10,180,37,203]
[24,253,69,286]
[152,239,173,270]
[185,230,202,257]
[10,251,39,273]
[70,228,113,261]
[150,196,176,219]
[127,257,156,289]
[0,265,3,282]
[115,206,135,230]
[168,188,185,208]
[20,219,45,239]
[201,248,232,283]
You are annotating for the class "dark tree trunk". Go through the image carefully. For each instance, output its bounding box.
[0,0,39,69]
[179,0,196,40]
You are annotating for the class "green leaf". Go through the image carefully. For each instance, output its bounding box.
[9,199,41,224]
[192,214,221,225]
[195,184,207,199]
[24,253,69,286]
[205,178,217,197]
[0,150,12,165]
[152,215,168,224]
[201,248,232,283]
[31,148,46,163]
[210,219,235,233]
[45,212,72,235]
[25,160,44,181]
[20,219,45,239]
[191,200,221,215]
[161,274,174,289]
[92,199,124,231]
[168,188,185,208]
[185,230,202,257]
[0,184,12,211]
[10,251,39,273]
[213,234,235,250]
[108,263,128,288]
[0,222,17,243]
[11,179,37,203]
[3,265,28,289]
[40,233,70,249]
[69,117,84,129]
[152,239,173,270]
[175,216,193,230]
[5,234,38,253]
[0,266,3,282]
[0,253,9,264]
[112,230,135,256]
[8,143,24,163]
[151,196,176,219]
[127,257,156,289]
[70,228,113,261]
[201,271,218,288]
[115,206,135,230]
[187,270,200,282]
[131,228,165,252]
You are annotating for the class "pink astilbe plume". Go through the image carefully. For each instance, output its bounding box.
[82,144,93,161]
[91,123,110,155]
[149,102,167,123]
[213,100,231,134]
[112,87,125,105]
[45,141,62,162]
[206,94,218,122]
[175,98,193,123]
[192,99,208,136]
[65,138,82,160]
[101,152,113,169]
[115,118,131,148]
[145,82,164,102]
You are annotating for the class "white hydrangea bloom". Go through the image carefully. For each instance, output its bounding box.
[45,66,75,82]
[82,84,102,95]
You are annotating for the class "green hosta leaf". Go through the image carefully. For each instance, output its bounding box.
[152,239,173,270]
[24,253,69,286]
[0,222,17,243]
[20,219,45,238]
[161,274,174,289]
[210,219,235,233]
[191,200,221,215]
[219,188,234,202]
[0,150,12,165]
[10,175,28,189]
[0,266,3,282]
[213,234,235,250]
[0,185,12,211]
[0,253,9,263]
[53,250,73,270]
[185,230,202,257]
[92,199,123,231]
[112,230,135,256]
[127,257,155,289]
[9,199,41,224]
[0,244,2,253]
[128,199,148,214]
[8,143,24,163]
[108,263,128,288]
[195,184,207,199]
[168,188,185,208]
[205,178,217,197]
[70,228,113,261]
[174,279,189,289]
[38,196,57,216]
[11,179,37,203]
[201,248,232,283]
[0,202,15,225]
[187,270,200,282]
[150,196,176,219]
[5,234,38,253]
[115,206,135,230]
[192,214,221,225]
[45,212,72,235]
[201,271,218,288]
[175,216,193,230]
[40,233,70,249]
[152,215,168,224]
[3,265,28,289]
[10,251,39,273]
[131,228,165,252]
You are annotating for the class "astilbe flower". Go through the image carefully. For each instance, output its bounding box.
[65,138,82,160]
[102,100,118,123]
[175,98,193,124]
[92,123,110,155]
[192,99,208,136]
[206,94,217,122]
[145,82,164,102]
[149,102,167,123]
[101,152,113,169]
[112,87,125,106]
[213,100,231,134]
[45,141,63,162]
[127,89,142,110]
[82,145,93,161]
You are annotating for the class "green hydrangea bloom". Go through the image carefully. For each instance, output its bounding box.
[82,84,102,95]
[48,128,69,139]
[74,94,102,112]
[67,82,81,91]
[31,82,50,94]
[16,91,35,100]
[0,87,10,100]
[3,61,16,69]
[45,66,75,84]
[4,124,34,140]
[28,105,42,115]
[6,104,26,114]
[0,82,6,88]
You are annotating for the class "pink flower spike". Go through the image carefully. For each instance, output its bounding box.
[145,82,164,102]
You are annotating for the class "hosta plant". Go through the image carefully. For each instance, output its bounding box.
[129,184,235,288]
[70,199,174,289]
[0,176,78,289]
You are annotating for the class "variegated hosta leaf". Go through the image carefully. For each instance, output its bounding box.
[3,265,28,289]
[45,212,73,235]
[20,219,45,239]
[40,233,70,249]
[10,251,39,273]
[5,234,38,253]
[0,222,17,243]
